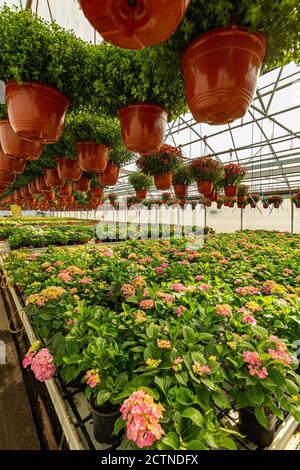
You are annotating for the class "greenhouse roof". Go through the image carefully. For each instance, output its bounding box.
[2,0,300,197]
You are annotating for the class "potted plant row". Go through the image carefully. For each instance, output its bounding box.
[128,172,153,200]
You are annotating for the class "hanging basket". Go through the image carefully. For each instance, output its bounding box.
[197,180,213,195]
[99,164,120,186]
[0,120,44,160]
[80,0,190,50]
[59,184,73,197]
[20,186,29,198]
[90,187,104,198]
[136,189,147,200]
[154,172,172,190]
[44,168,64,188]
[224,185,238,197]
[56,158,82,181]
[36,176,49,192]
[44,191,55,202]
[76,142,109,172]
[119,104,168,153]
[74,176,91,192]
[28,181,40,196]
[0,148,25,174]
[237,196,246,203]
[6,81,70,143]
[174,184,188,198]
[181,25,267,124]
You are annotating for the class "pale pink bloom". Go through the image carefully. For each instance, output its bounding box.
[30,348,56,382]
[158,293,175,303]
[154,267,165,275]
[179,260,189,265]
[143,288,149,297]
[29,253,38,261]
[54,260,63,267]
[268,348,292,365]
[121,284,136,299]
[85,369,100,388]
[199,284,211,292]
[46,266,54,273]
[192,362,211,376]
[235,286,260,296]
[243,351,262,367]
[220,258,229,264]
[140,299,155,310]
[171,283,186,292]
[283,268,293,275]
[58,270,73,283]
[238,307,248,314]
[248,365,268,379]
[79,277,92,284]
[195,275,204,281]
[36,299,45,307]
[67,319,74,325]
[234,279,243,285]
[132,276,146,289]
[187,254,196,261]
[216,304,232,317]
[22,352,34,368]
[242,314,257,325]
[177,305,187,317]
[103,251,113,257]
[160,263,169,268]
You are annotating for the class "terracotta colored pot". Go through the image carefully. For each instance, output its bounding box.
[89,196,100,209]
[0,171,16,184]
[237,202,245,209]
[136,189,147,199]
[154,172,172,190]
[36,176,49,192]
[5,81,70,143]
[296,203,300,209]
[57,158,82,181]
[217,204,223,209]
[211,191,218,202]
[250,203,256,208]
[237,196,246,203]
[119,104,168,153]
[76,141,109,173]
[44,168,64,188]
[59,184,73,197]
[181,26,267,124]
[0,148,25,174]
[80,0,190,50]
[205,201,212,207]
[263,203,269,209]
[90,187,104,198]
[224,185,238,197]
[174,184,188,198]
[224,201,230,207]
[99,164,120,186]
[20,186,29,198]
[197,180,213,195]
[74,176,91,192]
[273,202,280,209]
[44,191,55,202]
[0,120,44,161]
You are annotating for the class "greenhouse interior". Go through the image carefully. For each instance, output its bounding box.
[0,0,300,457]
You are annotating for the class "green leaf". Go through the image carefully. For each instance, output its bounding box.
[251,325,268,338]
[143,343,161,361]
[146,323,159,339]
[113,416,125,436]
[154,376,172,395]
[290,405,300,422]
[186,439,207,450]
[96,390,111,406]
[182,326,198,345]
[246,385,265,406]
[182,407,203,427]
[212,391,231,409]
[197,333,214,341]
[286,379,299,396]
[175,387,194,406]
[254,407,269,429]
[175,371,188,386]
[220,437,238,450]
[161,432,180,450]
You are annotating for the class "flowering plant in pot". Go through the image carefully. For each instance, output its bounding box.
[190,156,223,196]
[222,163,247,197]
[0,7,93,142]
[291,192,300,208]
[67,110,122,173]
[92,44,186,153]
[248,193,260,208]
[237,184,250,203]
[137,144,182,190]
[128,172,153,200]
[50,134,82,182]
[99,146,133,187]
[268,194,283,209]
[172,165,192,198]
[224,327,300,448]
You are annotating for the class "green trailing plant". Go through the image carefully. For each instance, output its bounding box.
[66,109,122,147]
[0,6,94,106]
[248,193,260,203]
[291,192,300,205]
[0,103,8,119]
[237,184,250,197]
[268,194,283,205]
[128,172,153,191]
[137,144,182,176]
[108,146,134,168]
[172,165,193,185]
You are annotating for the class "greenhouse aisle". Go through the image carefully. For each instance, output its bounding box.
[0,295,40,450]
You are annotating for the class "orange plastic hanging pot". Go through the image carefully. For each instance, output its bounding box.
[0,120,44,160]
[99,164,120,186]
[76,142,109,172]
[154,172,172,190]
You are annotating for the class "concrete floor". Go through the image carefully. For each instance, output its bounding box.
[0,294,40,450]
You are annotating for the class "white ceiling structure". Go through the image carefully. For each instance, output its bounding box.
[1,0,300,197]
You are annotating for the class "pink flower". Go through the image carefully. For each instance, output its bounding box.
[192,362,211,376]
[58,270,73,283]
[22,351,34,368]
[30,348,56,382]
[158,293,175,303]
[121,389,164,449]
[121,284,136,299]
[242,314,257,325]
[154,267,165,275]
[54,260,63,267]
[67,319,74,325]
[195,275,204,281]
[140,299,155,310]
[36,299,45,307]
[160,263,169,268]
[85,369,100,388]
[171,283,186,292]
[29,253,38,261]
[216,304,232,317]
[268,349,292,365]
[103,250,113,257]
[220,258,229,264]
[143,288,149,297]
[177,305,187,317]
[79,277,92,284]
[199,284,211,292]
[283,268,293,275]
[179,260,189,265]
[235,286,260,296]
[243,351,262,367]
[46,266,54,273]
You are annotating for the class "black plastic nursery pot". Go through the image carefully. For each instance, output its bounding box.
[239,408,276,448]
[91,402,121,445]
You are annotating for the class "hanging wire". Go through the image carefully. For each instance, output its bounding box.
[35,0,39,15]
[47,0,54,22]
[200,123,203,156]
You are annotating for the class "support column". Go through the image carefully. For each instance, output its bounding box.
[241,208,244,231]
[291,199,294,234]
